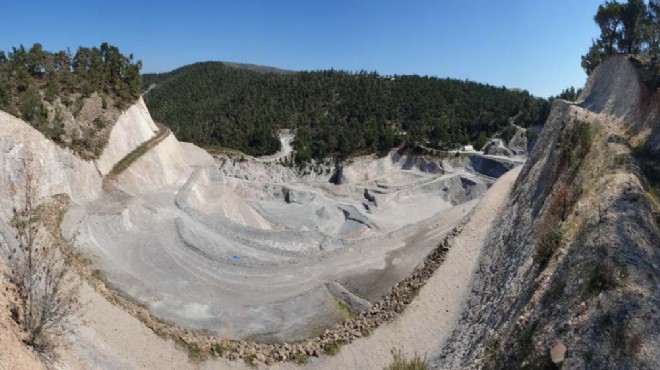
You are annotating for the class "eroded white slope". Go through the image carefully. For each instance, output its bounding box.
[94,97,158,176]
[0,111,101,223]
[0,98,167,249]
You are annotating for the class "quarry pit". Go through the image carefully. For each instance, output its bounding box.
[61,130,522,343]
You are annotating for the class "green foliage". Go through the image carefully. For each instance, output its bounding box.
[596,1,625,55]
[18,88,47,126]
[649,0,660,59]
[109,141,149,176]
[621,0,648,53]
[108,124,169,177]
[535,228,563,269]
[210,343,225,357]
[172,335,206,361]
[559,120,594,170]
[292,353,309,364]
[548,86,583,102]
[143,63,550,160]
[499,124,519,145]
[635,147,660,229]
[475,131,488,151]
[331,297,357,319]
[322,340,347,356]
[576,121,594,149]
[582,0,660,74]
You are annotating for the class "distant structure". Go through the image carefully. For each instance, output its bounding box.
[488,138,504,147]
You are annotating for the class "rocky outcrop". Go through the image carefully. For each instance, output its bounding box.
[581,55,660,153]
[506,125,532,155]
[483,138,514,157]
[0,98,169,222]
[327,281,372,314]
[0,111,102,224]
[434,56,660,369]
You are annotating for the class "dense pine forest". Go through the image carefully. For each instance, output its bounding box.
[0,43,142,158]
[143,63,551,160]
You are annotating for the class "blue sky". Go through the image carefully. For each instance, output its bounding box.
[1,0,602,97]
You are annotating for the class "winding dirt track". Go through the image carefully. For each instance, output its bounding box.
[61,166,521,369]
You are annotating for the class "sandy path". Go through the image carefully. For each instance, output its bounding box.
[60,166,520,370]
[255,132,294,162]
[60,283,245,370]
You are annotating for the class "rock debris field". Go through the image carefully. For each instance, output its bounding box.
[63,132,521,343]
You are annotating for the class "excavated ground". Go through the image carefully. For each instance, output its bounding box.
[62,133,522,343]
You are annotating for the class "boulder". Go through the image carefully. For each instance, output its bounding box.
[550,342,567,365]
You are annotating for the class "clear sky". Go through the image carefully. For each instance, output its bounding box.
[1,0,603,97]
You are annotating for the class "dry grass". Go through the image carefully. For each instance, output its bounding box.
[383,348,428,370]
[331,297,357,320]
[322,340,346,356]
[107,123,170,177]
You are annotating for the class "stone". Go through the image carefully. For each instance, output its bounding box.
[578,301,587,314]
[550,342,567,365]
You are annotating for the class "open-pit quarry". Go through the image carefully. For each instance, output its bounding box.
[60,121,523,344]
[0,95,532,369]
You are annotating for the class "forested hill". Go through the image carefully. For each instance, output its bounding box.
[0,43,142,159]
[142,62,551,160]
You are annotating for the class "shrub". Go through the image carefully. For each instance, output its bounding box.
[172,335,205,361]
[535,228,563,269]
[549,184,571,221]
[384,348,428,370]
[2,160,81,360]
[211,343,225,357]
[243,354,257,367]
[322,340,346,356]
[585,263,618,296]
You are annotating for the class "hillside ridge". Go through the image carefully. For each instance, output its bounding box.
[434,55,660,369]
[141,61,550,159]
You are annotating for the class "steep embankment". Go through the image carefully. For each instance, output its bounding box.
[0,97,163,226]
[95,97,159,176]
[0,97,174,368]
[435,56,660,369]
[0,270,45,370]
[0,111,101,224]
